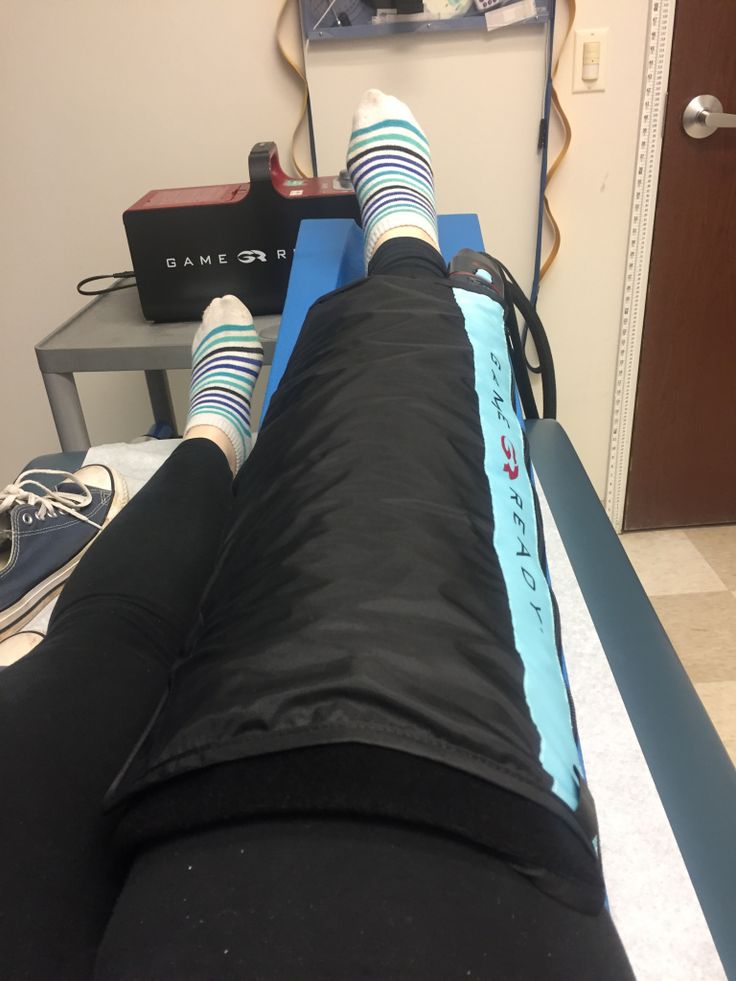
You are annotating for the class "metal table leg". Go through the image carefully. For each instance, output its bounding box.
[145,370,177,434]
[42,371,91,452]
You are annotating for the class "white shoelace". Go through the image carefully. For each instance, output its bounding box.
[0,470,104,530]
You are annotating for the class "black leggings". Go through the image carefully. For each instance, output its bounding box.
[0,241,633,980]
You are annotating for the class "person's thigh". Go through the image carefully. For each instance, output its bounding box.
[180,271,595,894]
[0,440,233,980]
[94,818,634,981]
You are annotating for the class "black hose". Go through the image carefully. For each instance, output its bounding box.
[500,261,557,420]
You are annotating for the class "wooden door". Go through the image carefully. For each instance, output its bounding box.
[624,0,736,530]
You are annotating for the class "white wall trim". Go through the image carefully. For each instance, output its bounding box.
[605,0,676,530]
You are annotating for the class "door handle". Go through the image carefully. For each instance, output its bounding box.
[683,95,736,139]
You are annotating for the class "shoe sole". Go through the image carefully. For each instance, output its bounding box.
[0,630,45,667]
[0,471,130,642]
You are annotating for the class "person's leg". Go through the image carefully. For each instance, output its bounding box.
[187,281,606,901]
[91,90,631,978]
[148,93,593,876]
[0,439,231,980]
[94,818,634,981]
[48,89,629,980]
[0,296,262,980]
[347,88,440,262]
[367,234,449,281]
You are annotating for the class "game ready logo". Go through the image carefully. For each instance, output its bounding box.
[165,248,294,269]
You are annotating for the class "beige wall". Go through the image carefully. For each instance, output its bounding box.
[545,0,648,496]
[1,1,648,496]
[0,0,305,478]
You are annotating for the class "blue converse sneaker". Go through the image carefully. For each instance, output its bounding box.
[0,466,128,640]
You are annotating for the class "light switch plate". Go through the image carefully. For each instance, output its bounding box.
[572,27,608,93]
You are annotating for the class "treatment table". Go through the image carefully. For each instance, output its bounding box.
[25,216,736,980]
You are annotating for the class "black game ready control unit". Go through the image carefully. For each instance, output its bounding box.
[124,142,361,322]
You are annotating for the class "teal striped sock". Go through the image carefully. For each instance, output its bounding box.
[184,295,264,471]
[347,89,439,265]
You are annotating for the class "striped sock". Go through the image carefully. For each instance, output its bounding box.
[184,295,263,471]
[347,89,439,265]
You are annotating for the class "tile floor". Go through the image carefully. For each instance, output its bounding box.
[620,525,736,765]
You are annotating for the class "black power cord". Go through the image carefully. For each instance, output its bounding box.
[76,272,136,296]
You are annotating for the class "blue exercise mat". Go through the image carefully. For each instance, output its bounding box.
[260,215,484,423]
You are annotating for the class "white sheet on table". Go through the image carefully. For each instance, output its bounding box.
[536,483,724,981]
[25,441,726,979]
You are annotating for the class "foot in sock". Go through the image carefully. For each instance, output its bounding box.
[184,295,264,473]
[347,89,440,266]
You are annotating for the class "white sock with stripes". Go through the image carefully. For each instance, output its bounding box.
[347,89,439,266]
[184,295,264,471]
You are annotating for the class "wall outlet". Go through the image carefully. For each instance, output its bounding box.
[573,28,608,93]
